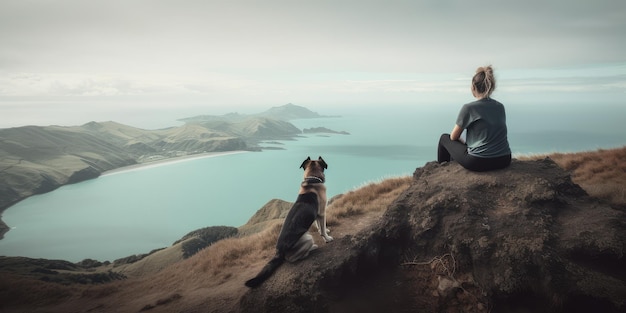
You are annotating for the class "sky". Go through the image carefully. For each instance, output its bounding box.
[1,0,625,129]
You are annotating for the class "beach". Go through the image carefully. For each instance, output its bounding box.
[102,150,250,176]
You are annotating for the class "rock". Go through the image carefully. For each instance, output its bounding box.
[240,159,626,313]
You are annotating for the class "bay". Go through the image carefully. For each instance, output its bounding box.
[0,103,624,262]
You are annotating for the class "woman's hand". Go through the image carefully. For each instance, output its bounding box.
[450,124,463,142]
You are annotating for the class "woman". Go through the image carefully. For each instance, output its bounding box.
[437,65,511,172]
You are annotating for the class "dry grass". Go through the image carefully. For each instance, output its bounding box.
[128,223,282,292]
[179,177,411,279]
[193,224,280,275]
[134,176,413,291]
[518,146,626,205]
[326,176,412,226]
[0,273,76,307]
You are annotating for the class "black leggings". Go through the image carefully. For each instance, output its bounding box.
[438,134,511,172]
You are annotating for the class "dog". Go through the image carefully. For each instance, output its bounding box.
[245,156,333,288]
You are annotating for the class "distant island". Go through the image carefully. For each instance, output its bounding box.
[179,103,340,123]
[303,127,350,135]
[0,103,347,239]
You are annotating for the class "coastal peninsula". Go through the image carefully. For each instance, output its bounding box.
[0,104,346,239]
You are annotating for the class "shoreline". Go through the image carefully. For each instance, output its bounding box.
[0,150,251,240]
[102,150,250,176]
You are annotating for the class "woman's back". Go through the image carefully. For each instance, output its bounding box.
[458,98,510,158]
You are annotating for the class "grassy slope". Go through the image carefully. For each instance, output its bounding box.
[519,146,626,205]
[0,118,298,212]
[0,124,137,213]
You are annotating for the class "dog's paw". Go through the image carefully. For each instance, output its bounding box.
[319,228,331,235]
[323,235,334,243]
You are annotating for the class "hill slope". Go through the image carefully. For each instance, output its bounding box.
[238,159,625,313]
[1,153,624,313]
[0,117,304,238]
[0,124,137,214]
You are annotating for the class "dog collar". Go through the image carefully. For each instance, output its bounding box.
[303,176,324,184]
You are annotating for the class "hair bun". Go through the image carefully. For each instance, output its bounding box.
[476,65,493,75]
[472,65,496,97]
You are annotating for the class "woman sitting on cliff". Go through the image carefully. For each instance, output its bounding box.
[437,65,511,172]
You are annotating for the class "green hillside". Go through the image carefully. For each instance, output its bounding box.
[0,115,308,238]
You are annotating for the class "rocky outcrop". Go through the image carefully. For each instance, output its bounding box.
[240,159,626,313]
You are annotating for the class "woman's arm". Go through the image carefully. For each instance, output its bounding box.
[450,124,463,141]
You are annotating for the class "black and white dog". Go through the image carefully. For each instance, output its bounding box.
[245,156,333,288]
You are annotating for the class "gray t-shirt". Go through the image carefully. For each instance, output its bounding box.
[456,98,511,158]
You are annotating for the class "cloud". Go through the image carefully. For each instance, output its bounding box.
[0,74,138,97]
[0,0,625,128]
[2,64,625,103]
[2,0,625,74]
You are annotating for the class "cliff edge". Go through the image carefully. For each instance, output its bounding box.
[240,159,625,313]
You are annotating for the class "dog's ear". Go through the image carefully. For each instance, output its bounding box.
[318,156,328,169]
[300,156,312,169]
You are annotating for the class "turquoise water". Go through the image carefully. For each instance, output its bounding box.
[0,103,624,262]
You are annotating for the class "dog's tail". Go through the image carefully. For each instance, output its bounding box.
[245,255,284,288]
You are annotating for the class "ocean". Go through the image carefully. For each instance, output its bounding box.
[0,102,624,262]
